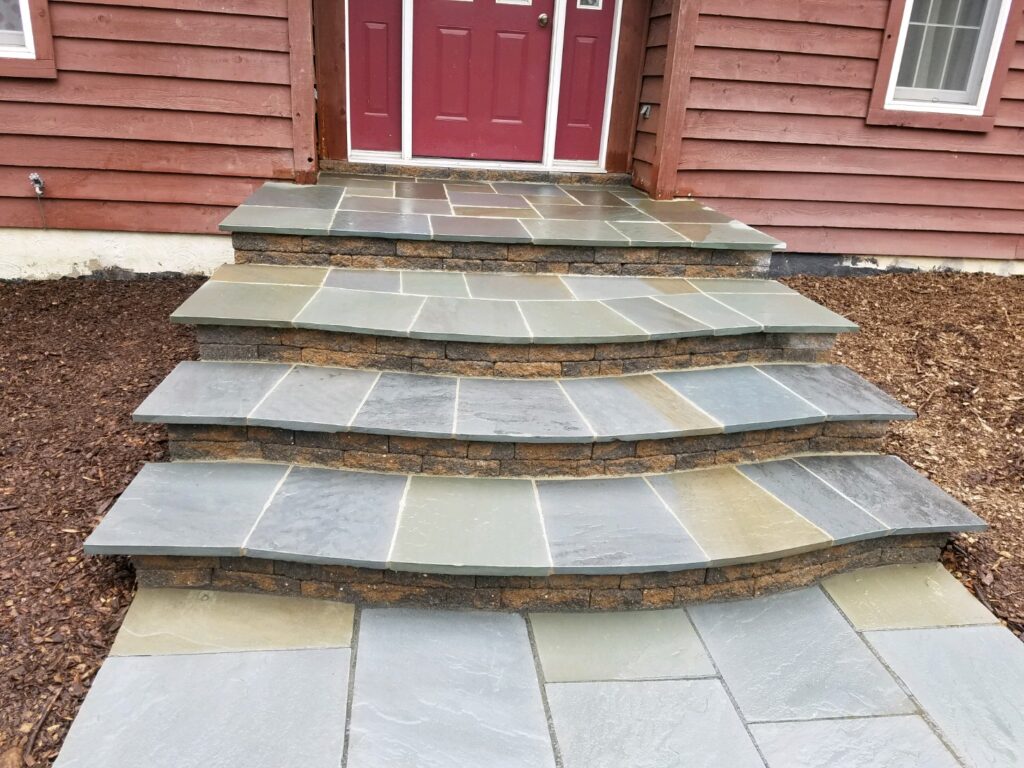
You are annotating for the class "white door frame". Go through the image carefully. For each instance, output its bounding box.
[345,0,623,173]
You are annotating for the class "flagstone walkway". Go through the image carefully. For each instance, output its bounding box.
[53,562,1024,768]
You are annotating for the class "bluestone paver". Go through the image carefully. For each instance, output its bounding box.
[54,649,350,768]
[295,287,425,335]
[560,275,695,301]
[824,562,998,631]
[758,364,914,420]
[243,181,344,210]
[110,588,354,656]
[867,624,1024,768]
[249,365,378,431]
[529,609,715,682]
[211,263,328,286]
[627,292,762,334]
[327,210,431,239]
[714,293,857,333]
[546,680,763,768]
[411,296,531,341]
[518,300,648,343]
[323,268,402,292]
[465,272,572,300]
[601,296,711,337]
[245,467,405,567]
[348,610,555,768]
[689,587,915,721]
[400,270,469,297]
[537,477,706,572]
[219,205,334,235]
[171,280,317,326]
[351,371,457,435]
[689,278,795,294]
[455,378,590,441]
[390,476,549,574]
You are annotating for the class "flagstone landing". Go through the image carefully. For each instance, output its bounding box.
[54,563,1024,768]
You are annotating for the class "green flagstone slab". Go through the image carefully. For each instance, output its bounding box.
[689,587,915,722]
[211,263,328,286]
[758,364,914,421]
[246,467,405,567]
[349,610,556,768]
[537,477,706,573]
[351,371,457,436]
[430,215,533,242]
[714,293,857,333]
[532,204,655,222]
[521,218,630,246]
[796,455,985,534]
[249,365,378,431]
[492,181,571,198]
[518,300,648,343]
[823,563,998,630]
[220,205,334,235]
[411,295,531,341]
[669,221,783,249]
[465,272,573,300]
[338,196,452,215]
[530,609,715,682]
[295,287,425,335]
[565,188,633,206]
[399,270,469,297]
[456,378,590,442]
[689,278,796,294]
[317,176,395,195]
[323,267,401,292]
[546,680,763,768]
[395,180,448,199]
[866,625,1024,768]
[631,199,734,223]
[601,296,712,337]
[652,293,763,335]
[84,462,287,556]
[110,588,354,656]
[135,361,290,425]
[750,716,960,768]
[54,649,350,768]
[172,281,318,327]
[243,182,344,210]
[328,210,431,239]
[447,191,533,208]
[390,476,550,574]
[560,275,697,300]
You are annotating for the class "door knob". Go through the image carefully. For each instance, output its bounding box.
[538,13,549,27]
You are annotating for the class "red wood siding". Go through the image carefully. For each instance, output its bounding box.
[0,0,310,234]
[667,0,1024,261]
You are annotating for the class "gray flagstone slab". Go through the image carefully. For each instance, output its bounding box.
[866,624,1024,768]
[249,365,378,431]
[220,205,334,235]
[758,364,914,420]
[400,270,469,297]
[134,361,290,425]
[559,275,697,300]
[411,296,531,342]
[327,210,431,239]
[713,293,858,333]
[54,649,350,768]
[211,263,328,286]
[295,287,425,335]
[351,371,457,436]
[600,296,711,337]
[348,609,555,768]
[651,293,762,334]
[546,679,763,768]
[796,455,985,534]
[465,272,573,300]
[537,477,706,573]
[689,587,915,722]
[323,268,402,292]
[518,300,649,343]
[529,609,715,682]
[456,378,591,442]
[84,462,287,556]
[245,467,405,567]
[689,278,796,294]
[171,281,317,326]
[242,181,344,210]
[750,716,960,768]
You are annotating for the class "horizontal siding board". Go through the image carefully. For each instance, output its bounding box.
[1003,71,1024,98]
[695,16,882,59]
[691,48,877,88]
[762,226,1023,260]
[52,38,291,84]
[995,100,1024,127]
[688,79,870,117]
[698,0,890,29]
[0,103,293,147]
[0,198,231,233]
[0,71,290,117]
[54,0,288,17]
[50,3,290,51]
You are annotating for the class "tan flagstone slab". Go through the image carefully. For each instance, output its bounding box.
[110,588,354,656]
[823,563,998,631]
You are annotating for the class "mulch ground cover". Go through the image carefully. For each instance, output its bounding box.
[0,271,1020,766]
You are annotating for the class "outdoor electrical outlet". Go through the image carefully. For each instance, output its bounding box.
[29,172,44,197]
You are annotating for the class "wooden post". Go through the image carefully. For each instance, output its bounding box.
[288,0,319,183]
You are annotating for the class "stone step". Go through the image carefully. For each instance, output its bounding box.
[86,456,983,586]
[54,566,1022,768]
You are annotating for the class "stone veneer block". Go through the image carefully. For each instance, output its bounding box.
[465,272,573,300]
[561,375,720,441]
[601,296,711,338]
[110,588,355,656]
[648,468,829,565]
[171,281,318,327]
[412,296,531,342]
[135,361,291,425]
[211,263,328,286]
[529,609,715,682]
[796,455,985,534]
[352,372,457,436]
[246,468,405,567]
[54,649,350,768]
[823,563,998,630]
[867,625,1024,768]
[546,680,763,768]
[390,476,550,574]
[658,366,824,432]
[295,287,425,335]
[689,587,915,722]
[715,293,857,333]
[518,300,648,344]
[348,610,555,768]
[538,477,706,573]
[84,462,287,556]
[249,365,378,431]
[456,378,590,442]
[758,364,915,421]
[750,716,959,768]
[652,293,762,335]
[738,460,887,544]
[560,275,697,300]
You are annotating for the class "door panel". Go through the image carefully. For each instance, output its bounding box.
[413,0,556,161]
[348,0,402,152]
[554,0,616,162]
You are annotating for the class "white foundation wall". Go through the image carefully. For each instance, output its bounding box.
[0,229,232,280]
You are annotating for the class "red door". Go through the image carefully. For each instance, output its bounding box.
[413,0,556,162]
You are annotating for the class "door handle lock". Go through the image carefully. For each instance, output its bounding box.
[538,12,549,27]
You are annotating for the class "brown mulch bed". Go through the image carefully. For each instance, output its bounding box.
[0,271,1020,766]
[0,277,202,768]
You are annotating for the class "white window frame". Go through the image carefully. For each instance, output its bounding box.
[0,0,36,59]
[884,0,1014,115]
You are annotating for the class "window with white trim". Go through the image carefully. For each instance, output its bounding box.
[0,0,34,58]
[887,0,1012,113]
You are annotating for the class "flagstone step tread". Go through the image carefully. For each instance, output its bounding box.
[54,566,1021,768]
[84,456,984,575]
[219,179,785,251]
[135,361,912,443]
[171,266,857,342]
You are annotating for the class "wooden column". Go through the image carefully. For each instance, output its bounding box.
[605,0,652,173]
[314,0,348,161]
[288,0,319,183]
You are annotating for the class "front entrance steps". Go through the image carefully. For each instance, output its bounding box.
[53,564,1024,768]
